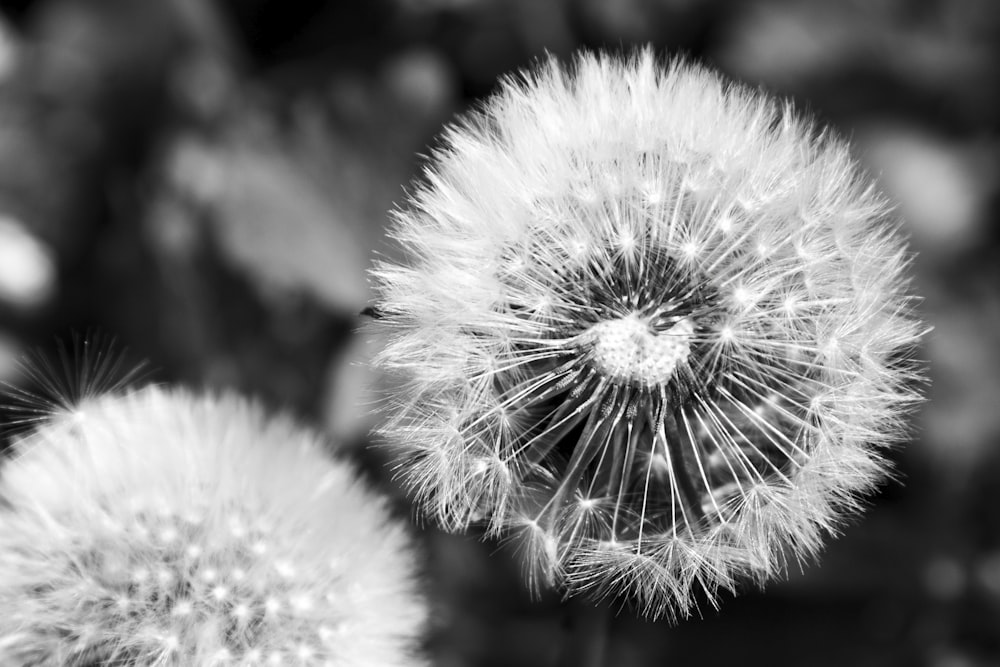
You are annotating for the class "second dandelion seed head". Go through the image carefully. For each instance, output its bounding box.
[0,386,428,666]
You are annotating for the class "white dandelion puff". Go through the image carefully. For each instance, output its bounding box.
[372,49,924,619]
[0,386,428,666]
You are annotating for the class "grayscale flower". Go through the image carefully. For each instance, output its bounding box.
[0,386,427,665]
[373,50,924,619]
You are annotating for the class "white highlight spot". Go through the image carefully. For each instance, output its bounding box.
[616,231,637,253]
[228,517,246,538]
[531,294,553,315]
[274,559,296,579]
[587,314,694,387]
[183,512,204,525]
[153,500,173,518]
[318,625,337,643]
[644,184,663,204]
[290,593,313,613]
[101,516,124,533]
[172,600,193,617]
[568,238,589,259]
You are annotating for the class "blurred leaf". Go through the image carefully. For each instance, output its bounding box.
[0,215,56,310]
[859,125,996,258]
[188,137,371,313]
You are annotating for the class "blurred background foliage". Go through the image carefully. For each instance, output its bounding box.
[0,1,998,665]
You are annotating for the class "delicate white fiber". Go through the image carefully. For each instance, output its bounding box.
[0,386,427,665]
[373,49,924,619]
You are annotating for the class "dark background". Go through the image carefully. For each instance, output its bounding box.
[1,1,998,665]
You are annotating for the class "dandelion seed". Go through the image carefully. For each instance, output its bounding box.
[0,386,428,666]
[373,49,924,619]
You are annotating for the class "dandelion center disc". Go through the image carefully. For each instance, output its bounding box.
[586,315,693,387]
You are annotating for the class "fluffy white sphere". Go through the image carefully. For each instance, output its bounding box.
[0,386,427,666]
[373,50,924,618]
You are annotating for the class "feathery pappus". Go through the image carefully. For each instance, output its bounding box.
[0,385,428,666]
[372,49,924,619]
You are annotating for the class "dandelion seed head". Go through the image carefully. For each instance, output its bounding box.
[374,49,924,619]
[0,386,428,666]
